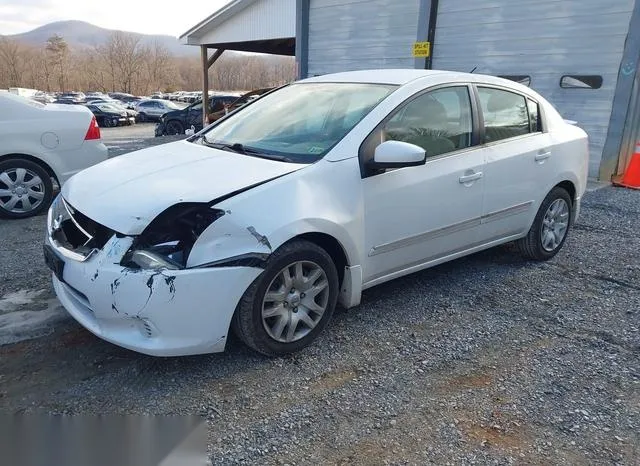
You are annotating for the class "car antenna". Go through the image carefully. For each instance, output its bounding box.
[469,66,477,73]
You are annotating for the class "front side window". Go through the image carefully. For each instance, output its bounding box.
[478,87,530,143]
[379,86,473,158]
[200,83,396,163]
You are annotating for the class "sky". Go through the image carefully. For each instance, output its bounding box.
[0,0,233,36]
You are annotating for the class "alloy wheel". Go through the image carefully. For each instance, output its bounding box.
[261,261,330,343]
[0,167,46,214]
[540,198,569,252]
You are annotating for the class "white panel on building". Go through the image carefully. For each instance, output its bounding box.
[183,0,296,45]
[308,0,420,76]
[432,0,636,178]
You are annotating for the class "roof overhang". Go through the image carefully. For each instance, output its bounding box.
[180,0,295,55]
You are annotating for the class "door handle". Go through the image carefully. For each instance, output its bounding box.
[459,172,483,184]
[535,151,551,162]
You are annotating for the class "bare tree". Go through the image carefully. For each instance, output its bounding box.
[45,34,69,91]
[111,32,146,93]
[0,37,24,86]
[145,41,172,93]
[0,34,296,95]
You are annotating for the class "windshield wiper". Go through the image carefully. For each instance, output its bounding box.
[201,139,295,162]
[201,140,247,154]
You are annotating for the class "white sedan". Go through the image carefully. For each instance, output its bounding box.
[0,93,108,218]
[44,70,589,357]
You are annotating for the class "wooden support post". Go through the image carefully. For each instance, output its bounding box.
[201,45,209,128]
[201,47,225,128]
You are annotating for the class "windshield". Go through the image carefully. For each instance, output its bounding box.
[200,82,396,162]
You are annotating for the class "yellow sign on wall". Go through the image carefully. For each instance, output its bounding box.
[412,41,431,58]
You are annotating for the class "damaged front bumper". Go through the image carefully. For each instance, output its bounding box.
[45,234,262,356]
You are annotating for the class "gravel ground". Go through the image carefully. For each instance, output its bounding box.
[0,162,638,463]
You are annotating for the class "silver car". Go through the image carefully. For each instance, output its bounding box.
[135,99,181,122]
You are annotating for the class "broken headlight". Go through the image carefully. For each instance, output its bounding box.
[122,203,225,270]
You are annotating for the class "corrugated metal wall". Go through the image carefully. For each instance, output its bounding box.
[307,0,420,76]
[432,0,636,178]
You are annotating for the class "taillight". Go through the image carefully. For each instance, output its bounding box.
[85,116,101,140]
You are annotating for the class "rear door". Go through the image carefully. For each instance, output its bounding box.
[474,85,554,240]
[147,101,164,118]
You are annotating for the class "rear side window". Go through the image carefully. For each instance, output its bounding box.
[478,87,530,143]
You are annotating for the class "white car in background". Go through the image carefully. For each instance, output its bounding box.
[0,93,108,219]
[44,70,588,357]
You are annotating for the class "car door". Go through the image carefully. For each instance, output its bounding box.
[361,85,486,285]
[148,101,163,118]
[474,86,554,240]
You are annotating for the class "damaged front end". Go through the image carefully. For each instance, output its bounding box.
[45,197,268,356]
[119,201,273,272]
[120,202,226,270]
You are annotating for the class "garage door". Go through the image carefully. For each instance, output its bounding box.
[431,0,635,178]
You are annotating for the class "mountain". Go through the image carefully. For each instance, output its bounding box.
[7,20,197,56]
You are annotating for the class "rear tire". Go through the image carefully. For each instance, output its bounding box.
[138,113,147,123]
[0,158,54,219]
[516,187,572,261]
[231,240,339,357]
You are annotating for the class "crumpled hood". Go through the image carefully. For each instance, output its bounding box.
[62,140,306,235]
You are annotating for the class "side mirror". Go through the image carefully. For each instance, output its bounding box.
[368,140,426,170]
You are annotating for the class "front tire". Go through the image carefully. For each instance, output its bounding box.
[138,113,147,123]
[517,187,572,261]
[0,158,54,219]
[165,120,184,135]
[232,240,339,356]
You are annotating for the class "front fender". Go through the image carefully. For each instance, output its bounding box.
[186,214,359,270]
[186,158,364,270]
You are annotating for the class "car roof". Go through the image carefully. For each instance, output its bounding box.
[299,69,529,89]
[300,69,452,85]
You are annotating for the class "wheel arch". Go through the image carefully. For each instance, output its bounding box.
[0,153,60,185]
[291,232,349,286]
[283,231,362,309]
[555,180,576,204]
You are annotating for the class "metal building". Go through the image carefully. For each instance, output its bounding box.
[183,0,640,182]
[295,0,640,182]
